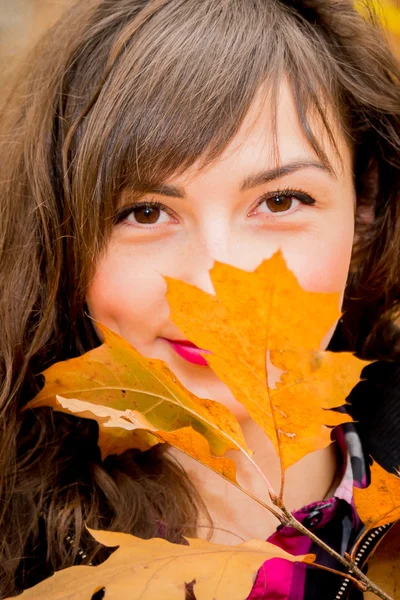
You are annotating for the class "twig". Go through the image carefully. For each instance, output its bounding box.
[177,440,392,599]
[349,535,363,562]
[236,485,283,523]
[309,562,367,591]
[237,451,392,599]
[278,464,285,506]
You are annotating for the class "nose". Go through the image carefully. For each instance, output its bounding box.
[171,216,229,294]
[177,220,247,295]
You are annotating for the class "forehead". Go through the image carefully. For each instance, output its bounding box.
[165,80,352,190]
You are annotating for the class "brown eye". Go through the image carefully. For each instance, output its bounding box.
[265,195,293,213]
[133,205,161,224]
[114,200,174,229]
[120,201,173,227]
[253,189,316,218]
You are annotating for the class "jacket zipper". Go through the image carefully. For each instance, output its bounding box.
[334,523,391,599]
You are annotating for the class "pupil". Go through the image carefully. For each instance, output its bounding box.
[134,206,160,224]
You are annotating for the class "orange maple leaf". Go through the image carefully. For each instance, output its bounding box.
[354,461,400,531]
[166,250,369,475]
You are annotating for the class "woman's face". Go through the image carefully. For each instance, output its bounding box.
[86,83,355,420]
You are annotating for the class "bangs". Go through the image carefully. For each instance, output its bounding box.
[65,0,345,224]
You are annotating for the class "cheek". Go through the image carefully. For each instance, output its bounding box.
[295,244,351,295]
[289,217,354,295]
[85,247,169,346]
[285,218,354,349]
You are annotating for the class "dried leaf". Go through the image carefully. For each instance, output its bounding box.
[354,461,400,531]
[55,396,237,480]
[166,250,369,472]
[9,529,315,600]
[55,396,161,455]
[27,326,249,482]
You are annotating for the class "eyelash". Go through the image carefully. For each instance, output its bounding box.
[114,187,317,231]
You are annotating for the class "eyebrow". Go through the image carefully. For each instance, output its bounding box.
[132,159,336,199]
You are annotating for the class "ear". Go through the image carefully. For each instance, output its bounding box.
[352,159,378,251]
[354,204,375,243]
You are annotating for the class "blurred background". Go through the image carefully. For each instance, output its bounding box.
[0,0,400,82]
[0,0,70,77]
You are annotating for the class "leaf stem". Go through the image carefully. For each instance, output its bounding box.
[247,454,277,500]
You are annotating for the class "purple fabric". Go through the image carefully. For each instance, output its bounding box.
[248,528,312,600]
[248,558,293,600]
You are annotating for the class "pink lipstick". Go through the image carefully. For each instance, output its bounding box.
[162,338,211,366]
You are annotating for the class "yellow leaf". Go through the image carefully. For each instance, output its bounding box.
[356,0,400,37]
[166,250,369,473]
[26,325,249,483]
[354,461,400,531]
[157,426,237,481]
[9,529,314,600]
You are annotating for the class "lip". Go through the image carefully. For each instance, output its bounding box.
[161,338,211,366]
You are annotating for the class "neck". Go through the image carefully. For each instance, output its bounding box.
[169,418,338,545]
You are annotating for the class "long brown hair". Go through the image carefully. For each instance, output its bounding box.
[1,0,400,595]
